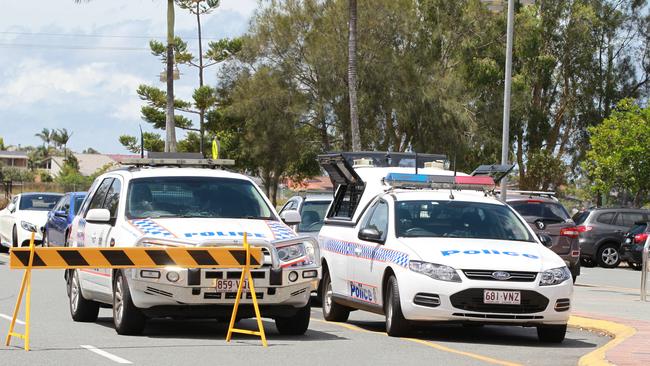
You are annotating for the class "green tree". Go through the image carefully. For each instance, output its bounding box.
[585,99,650,207]
[35,128,55,149]
[52,128,73,157]
[119,133,165,154]
[0,137,5,150]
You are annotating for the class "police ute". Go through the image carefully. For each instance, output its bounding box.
[317,152,573,343]
[66,155,320,336]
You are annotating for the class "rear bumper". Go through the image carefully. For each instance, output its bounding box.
[620,245,643,264]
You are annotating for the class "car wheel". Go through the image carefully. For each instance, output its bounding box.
[385,275,410,337]
[321,270,350,322]
[597,244,621,268]
[580,256,595,267]
[12,225,18,247]
[43,231,49,247]
[113,270,146,335]
[275,303,311,335]
[68,270,100,322]
[537,324,567,343]
[628,262,643,271]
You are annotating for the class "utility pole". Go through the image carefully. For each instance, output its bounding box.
[500,0,515,200]
[165,0,178,152]
[348,0,361,152]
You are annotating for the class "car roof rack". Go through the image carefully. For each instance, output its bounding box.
[321,151,447,169]
[496,190,557,199]
[384,173,496,192]
[120,152,234,168]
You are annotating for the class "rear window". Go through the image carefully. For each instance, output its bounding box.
[508,201,570,222]
[572,211,590,225]
[19,194,62,211]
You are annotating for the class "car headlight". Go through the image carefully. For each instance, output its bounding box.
[409,260,461,282]
[21,221,38,233]
[539,266,571,286]
[277,242,316,267]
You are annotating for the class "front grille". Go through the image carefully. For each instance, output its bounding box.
[453,313,544,320]
[204,271,266,279]
[450,289,549,314]
[413,293,441,307]
[224,292,264,300]
[555,298,570,312]
[463,270,537,282]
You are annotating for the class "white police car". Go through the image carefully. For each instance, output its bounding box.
[317,153,572,342]
[67,157,320,335]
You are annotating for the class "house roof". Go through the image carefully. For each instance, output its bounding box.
[0,150,28,159]
[51,153,117,176]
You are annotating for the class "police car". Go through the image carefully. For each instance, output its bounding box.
[317,153,572,343]
[66,156,320,335]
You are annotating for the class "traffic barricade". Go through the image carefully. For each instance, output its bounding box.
[5,232,267,351]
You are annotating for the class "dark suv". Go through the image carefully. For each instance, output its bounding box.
[507,193,581,281]
[620,221,649,270]
[572,208,650,268]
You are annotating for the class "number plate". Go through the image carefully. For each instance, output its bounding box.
[214,279,249,292]
[483,290,521,305]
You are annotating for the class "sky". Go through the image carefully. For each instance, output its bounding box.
[0,0,258,154]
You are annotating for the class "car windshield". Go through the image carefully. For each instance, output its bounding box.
[73,196,86,215]
[19,194,62,211]
[396,200,535,242]
[508,200,570,223]
[297,201,330,232]
[126,177,274,220]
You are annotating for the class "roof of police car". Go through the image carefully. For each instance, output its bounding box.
[109,167,252,181]
[387,189,504,205]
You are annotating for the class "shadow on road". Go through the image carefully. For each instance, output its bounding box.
[346,319,600,349]
[92,316,347,343]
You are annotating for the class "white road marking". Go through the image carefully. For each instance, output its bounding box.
[81,345,132,364]
[0,313,25,325]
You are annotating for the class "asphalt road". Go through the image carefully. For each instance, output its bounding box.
[0,252,608,366]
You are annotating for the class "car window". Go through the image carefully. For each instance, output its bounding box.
[573,211,590,225]
[103,179,122,220]
[362,200,389,240]
[297,201,330,232]
[280,200,297,213]
[78,179,101,216]
[88,178,114,212]
[72,196,86,215]
[328,184,363,220]
[126,176,273,220]
[61,195,71,213]
[52,196,65,212]
[509,201,570,222]
[615,212,645,228]
[395,200,534,242]
[18,194,62,211]
[596,212,615,225]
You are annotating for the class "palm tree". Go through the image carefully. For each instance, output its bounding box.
[348,0,360,152]
[35,128,54,149]
[53,128,73,158]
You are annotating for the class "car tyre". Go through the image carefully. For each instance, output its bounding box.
[275,303,311,335]
[628,262,643,271]
[321,270,350,322]
[580,256,595,268]
[537,324,567,343]
[385,275,410,337]
[113,270,146,335]
[68,270,100,322]
[597,243,621,268]
[12,225,18,248]
[43,231,49,247]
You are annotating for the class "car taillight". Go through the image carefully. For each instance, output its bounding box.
[575,225,593,233]
[634,233,648,245]
[560,227,579,238]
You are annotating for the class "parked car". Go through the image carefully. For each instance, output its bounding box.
[0,192,63,248]
[620,221,649,270]
[279,191,333,238]
[572,208,650,268]
[506,192,580,281]
[44,192,87,247]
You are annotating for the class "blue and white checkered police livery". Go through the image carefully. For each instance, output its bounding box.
[129,219,175,237]
[266,221,297,240]
[322,237,409,267]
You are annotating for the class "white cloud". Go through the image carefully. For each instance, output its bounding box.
[0,60,146,109]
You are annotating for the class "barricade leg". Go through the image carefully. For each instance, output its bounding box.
[225,234,268,346]
[5,232,35,351]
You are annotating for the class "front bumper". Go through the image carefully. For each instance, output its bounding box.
[398,270,573,325]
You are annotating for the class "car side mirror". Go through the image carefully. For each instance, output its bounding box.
[54,210,67,218]
[538,233,553,247]
[359,227,382,243]
[7,203,15,213]
[280,210,302,225]
[86,208,111,223]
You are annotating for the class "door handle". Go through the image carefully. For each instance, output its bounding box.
[354,247,362,256]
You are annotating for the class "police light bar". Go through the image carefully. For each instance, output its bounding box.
[384,173,495,191]
[121,158,235,167]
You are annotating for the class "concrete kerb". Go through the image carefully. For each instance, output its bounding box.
[568,315,636,366]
